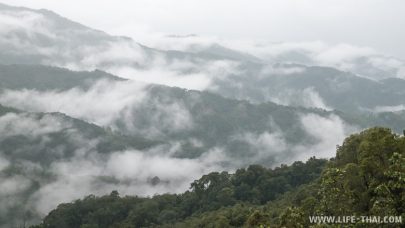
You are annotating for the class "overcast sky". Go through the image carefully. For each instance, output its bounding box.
[2,0,405,58]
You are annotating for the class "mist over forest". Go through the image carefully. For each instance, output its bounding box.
[0,2,404,227]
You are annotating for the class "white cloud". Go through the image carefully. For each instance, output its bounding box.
[2,0,404,58]
[2,1,405,87]
[28,146,226,215]
[110,66,212,90]
[78,41,147,68]
[0,80,147,126]
[294,113,353,161]
[374,105,405,113]
[0,157,9,172]
[0,9,51,37]
[313,44,376,66]
[0,78,198,139]
[0,109,221,218]
[270,87,332,111]
[235,131,288,165]
[0,87,359,224]
[398,67,405,79]
[260,65,306,75]
[0,175,31,196]
[0,113,69,138]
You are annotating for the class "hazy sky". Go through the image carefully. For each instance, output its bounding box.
[1,0,405,58]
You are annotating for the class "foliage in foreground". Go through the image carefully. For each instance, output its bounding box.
[33,127,405,227]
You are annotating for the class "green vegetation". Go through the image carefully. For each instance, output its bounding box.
[33,128,405,227]
[32,157,326,228]
[0,105,160,227]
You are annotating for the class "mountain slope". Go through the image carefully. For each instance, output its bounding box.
[0,64,354,163]
[1,64,404,162]
[210,64,405,113]
[32,157,327,228]
[2,3,405,114]
[0,64,123,91]
[0,104,159,227]
[32,127,405,228]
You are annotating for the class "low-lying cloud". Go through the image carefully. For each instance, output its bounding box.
[0,77,355,227]
[373,105,405,113]
[0,110,223,225]
[0,80,147,126]
[0,3,385,227]
[152,37,405,80]
[0,79,197,139]
[269,87,332,111]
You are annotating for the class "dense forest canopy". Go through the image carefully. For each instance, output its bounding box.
[32,128,405,227]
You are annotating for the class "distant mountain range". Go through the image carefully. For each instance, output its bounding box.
[1,3,405,113]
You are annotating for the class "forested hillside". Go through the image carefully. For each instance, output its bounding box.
[33,128,405,227]
[1,2,405,228]
[1,65,405,227]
